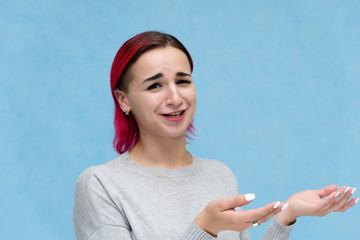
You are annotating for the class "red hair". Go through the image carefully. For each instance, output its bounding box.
[110,31,195,154]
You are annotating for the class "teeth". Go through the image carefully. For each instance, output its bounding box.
[167,111,182,117]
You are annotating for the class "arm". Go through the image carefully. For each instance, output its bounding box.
[73,168,133,240]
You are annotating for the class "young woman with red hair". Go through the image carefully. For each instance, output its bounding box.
[73,31,357,240]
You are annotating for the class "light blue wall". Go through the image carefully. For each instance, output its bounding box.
[1,0,359,239]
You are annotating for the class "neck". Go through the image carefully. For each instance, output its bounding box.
[129,134,192,169]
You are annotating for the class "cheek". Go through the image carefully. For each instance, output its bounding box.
[129,94,161,115]
[185,87,197,105]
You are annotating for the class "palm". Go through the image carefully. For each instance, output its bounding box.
[286,189,332,217]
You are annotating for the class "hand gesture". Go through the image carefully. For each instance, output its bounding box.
[277,185,358,226]
[194,194,288,236]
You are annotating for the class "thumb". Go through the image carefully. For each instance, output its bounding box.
[218,193,256,211]
[317,184,339,198]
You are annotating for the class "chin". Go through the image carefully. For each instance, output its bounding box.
[161,129,187,140]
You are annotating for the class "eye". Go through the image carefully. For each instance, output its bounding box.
[146,82,162,90]
[177,79,192,85]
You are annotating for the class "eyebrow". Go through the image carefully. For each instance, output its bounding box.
[143,72,191,84]
[143,73,163,83]
[176,72,191,77]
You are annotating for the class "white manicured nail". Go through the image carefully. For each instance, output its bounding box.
[351,188,356,195]
[335,192,340,198]
[344,187,350,193]
[274,201,281,209]
[281,203,289,211]
[245,193,256,201]
[355,198,359,204]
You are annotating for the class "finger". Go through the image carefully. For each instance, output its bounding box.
[317,184,339,198]
[241,201,284,221]
[331,187,356,211]
[318,190,340,209]
[333,187,353,209]
[218,194,256,211]
[321,186,347,214]
[335,186,350,197]
[257,202,288,225]
[335,197,359,212]
[231,201,285,230]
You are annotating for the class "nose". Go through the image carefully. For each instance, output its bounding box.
[165,84,182,107]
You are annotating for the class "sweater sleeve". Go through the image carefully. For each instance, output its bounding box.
[73,168,132,240]
[180,222,251,240]
[262,216,295,240]
[180,222,217,240]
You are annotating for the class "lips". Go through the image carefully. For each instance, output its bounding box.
[162,110,185,122]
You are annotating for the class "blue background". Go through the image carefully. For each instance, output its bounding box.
[1,0,359,239]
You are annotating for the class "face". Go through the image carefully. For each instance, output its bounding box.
[115,46,196,141]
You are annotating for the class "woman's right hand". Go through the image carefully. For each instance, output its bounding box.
[194,194,287,236]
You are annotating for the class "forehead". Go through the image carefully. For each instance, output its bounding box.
[129,46,191,79]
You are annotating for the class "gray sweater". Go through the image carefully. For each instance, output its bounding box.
[73,152,294,239]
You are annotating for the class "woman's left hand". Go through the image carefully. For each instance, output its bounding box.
[276,184,358,226]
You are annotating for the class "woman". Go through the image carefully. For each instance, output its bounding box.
[73,31,357,239]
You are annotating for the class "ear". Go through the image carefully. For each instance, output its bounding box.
[114,89,131,113]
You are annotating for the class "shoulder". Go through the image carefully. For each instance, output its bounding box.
[75,155,125,191]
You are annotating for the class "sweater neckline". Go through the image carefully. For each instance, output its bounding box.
[118,151,201,178]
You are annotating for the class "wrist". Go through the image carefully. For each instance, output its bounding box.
[276,209,297,226]
[194,213,218,236]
